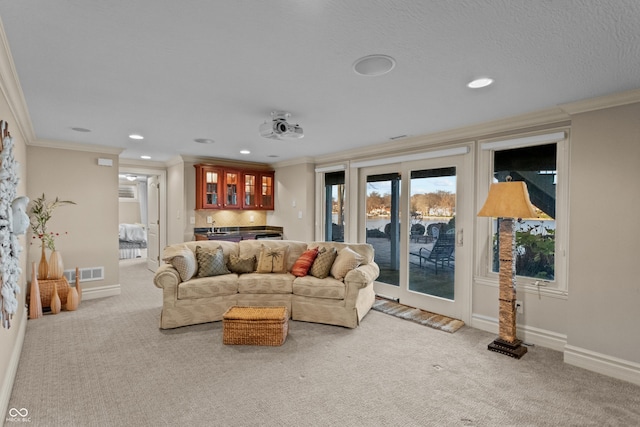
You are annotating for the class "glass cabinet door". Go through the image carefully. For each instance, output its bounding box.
[206,170,219,207]
[224,170,241,208]
[243,173,257,208]
[261,174,274,209]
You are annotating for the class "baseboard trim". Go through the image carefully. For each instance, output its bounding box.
[1,309,27,419]
[564,345,640,387]
[470,314,567,352]
[82,284,121,301]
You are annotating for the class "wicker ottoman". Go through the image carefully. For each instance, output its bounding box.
[223,306,288,346]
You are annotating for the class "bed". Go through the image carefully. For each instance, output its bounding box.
[119,223,147,259]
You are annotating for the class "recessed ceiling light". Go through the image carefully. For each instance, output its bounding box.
[240,149,251,155]
[129,134,144,140]
[140,155,151,160]
[467,77,494,89]
[353,54,396,76]
[71,127,91,132]
[194,138,215,144]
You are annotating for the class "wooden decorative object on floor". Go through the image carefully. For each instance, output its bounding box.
[38,244,48,281]
[66,286,79,311]
[48,250,64,280]
[50,278,61,314]
[39,277,70,308]
[29,262,43,319]
[223,306,289,346]
[75,267,82,302]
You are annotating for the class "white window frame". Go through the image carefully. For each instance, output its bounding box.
[475,130,569,296]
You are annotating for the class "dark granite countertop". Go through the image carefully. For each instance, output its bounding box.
[194,226,283,240]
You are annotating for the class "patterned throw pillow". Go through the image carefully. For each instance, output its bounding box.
[331,247,364,280]
[309,247,337,279]
[162,244,197,281]
[196,246,231,278]
[256,245,288,273]
[291,247,319,277]
[228,254,256,274]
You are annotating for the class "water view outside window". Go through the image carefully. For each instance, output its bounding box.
[492,143,557,280]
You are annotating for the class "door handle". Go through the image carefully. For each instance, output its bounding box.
[457,228,463,246]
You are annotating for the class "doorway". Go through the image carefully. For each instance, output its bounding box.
[361,148,472,321]
[118,167,167,272]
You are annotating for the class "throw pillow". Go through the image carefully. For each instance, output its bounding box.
[256,245,288,273]
[228,254,256,274]
[196,246,231,278]
[331,247,364,280]
[162,244,197,281]
[309,247,337,279]
[291,247,319,277]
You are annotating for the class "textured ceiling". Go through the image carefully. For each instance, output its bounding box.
[0,1,639,163]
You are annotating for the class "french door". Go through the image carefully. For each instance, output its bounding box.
[362,150,471,321]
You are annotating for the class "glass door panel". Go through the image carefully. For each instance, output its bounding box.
[408,167,456,300]
[365,172,401,287]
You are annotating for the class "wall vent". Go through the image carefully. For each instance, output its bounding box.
[118,185,137,200]
[63,267,104,283]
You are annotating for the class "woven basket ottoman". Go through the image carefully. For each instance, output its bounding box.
[223,306,289,346]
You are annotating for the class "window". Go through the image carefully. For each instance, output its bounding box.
[325,171,345,242]
[492,143,557,280]
[479,132,568,290]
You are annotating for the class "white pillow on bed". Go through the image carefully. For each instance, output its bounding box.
[162,245,197,281]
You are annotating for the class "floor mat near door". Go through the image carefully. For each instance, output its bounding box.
[372,297,465,333]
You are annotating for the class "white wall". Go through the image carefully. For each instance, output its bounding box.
[268,162,315,241]
[566,102,640,364]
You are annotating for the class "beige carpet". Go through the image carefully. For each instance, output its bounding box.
[372,297,465,333]
[6,258,640,426]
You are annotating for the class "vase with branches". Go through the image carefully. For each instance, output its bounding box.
[29,194,75,279]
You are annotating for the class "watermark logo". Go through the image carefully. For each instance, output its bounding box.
[6,407,31,423]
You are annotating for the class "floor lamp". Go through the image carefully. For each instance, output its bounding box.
[478,177,537,359]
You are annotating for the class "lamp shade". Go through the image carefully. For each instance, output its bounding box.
[477,181,537,219]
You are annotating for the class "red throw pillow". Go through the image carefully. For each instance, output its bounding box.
[291,247,319,277]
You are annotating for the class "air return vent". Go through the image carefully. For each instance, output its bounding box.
[64,267,104,283]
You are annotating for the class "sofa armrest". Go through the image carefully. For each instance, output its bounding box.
[344,262,380,288]
[153,264,181,289]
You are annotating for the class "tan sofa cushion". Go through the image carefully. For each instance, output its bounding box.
[237,272,295,294]
[256,245,288,273]
[178,275,238,299]
[162,244,197,281]
[239,240,308,271]
[309,247,337,279]
[293,276,346,300]
[330,247,364,280]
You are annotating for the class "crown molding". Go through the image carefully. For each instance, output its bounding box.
[180,154,274,170]
[29,138,124,155]
[0,17,36,143]
[119,157,168,169]
[313,106,569,165]
[163,155,185,168]
[559,87,640,115]
[270,156,315,169]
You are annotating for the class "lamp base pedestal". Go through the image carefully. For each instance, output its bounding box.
[488,338,528,359]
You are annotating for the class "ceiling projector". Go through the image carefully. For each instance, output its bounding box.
[259,111,304,140]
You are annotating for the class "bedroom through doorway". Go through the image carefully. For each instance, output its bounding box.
[118,167,166,272]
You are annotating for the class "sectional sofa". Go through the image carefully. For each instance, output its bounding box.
[153,239,380,329]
